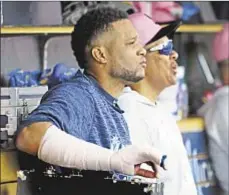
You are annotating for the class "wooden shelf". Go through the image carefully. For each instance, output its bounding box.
[1,26,73,35]
[1,24,223,35]
[177,24,223,33]
[177,117,205,133]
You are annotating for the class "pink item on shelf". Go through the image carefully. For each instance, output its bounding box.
[213,23,229,63]
[132,1,183,23]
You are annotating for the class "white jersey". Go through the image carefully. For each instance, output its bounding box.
[198,86,229,195]
[118,87,197,195]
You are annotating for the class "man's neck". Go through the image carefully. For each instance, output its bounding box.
[85,70,125,98]
[131,79,163,103]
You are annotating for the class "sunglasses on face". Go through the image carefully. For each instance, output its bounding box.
[147,39,173,56]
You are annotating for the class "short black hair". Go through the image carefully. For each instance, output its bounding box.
[71,6,128,69]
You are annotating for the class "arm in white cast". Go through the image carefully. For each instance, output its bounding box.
[38,125,166,175]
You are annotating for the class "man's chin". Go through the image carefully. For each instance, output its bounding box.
[135,74,145,83]
[171,81,176,86]
[127,77,144,84]
[123,75,145,85]
[166,80,176,88]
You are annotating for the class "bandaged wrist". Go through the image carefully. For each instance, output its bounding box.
[38,125,114,171]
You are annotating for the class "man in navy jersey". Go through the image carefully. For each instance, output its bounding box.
[15,7,165,195]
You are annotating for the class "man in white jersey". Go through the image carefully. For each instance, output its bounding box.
[198,23,229,195]
[118,13,197,195]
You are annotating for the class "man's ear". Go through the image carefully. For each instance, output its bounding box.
[91,47,108,64]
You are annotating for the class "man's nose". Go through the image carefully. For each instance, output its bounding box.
[170,50,179,60]
[138,46,147,56]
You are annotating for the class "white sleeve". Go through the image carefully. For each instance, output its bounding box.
[172,123,197,195]
[179,145,198,195]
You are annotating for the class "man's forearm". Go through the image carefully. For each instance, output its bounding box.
[38,125,166,176]
[38,125,114,171]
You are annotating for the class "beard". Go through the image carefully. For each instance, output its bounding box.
[110,66,144,83]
